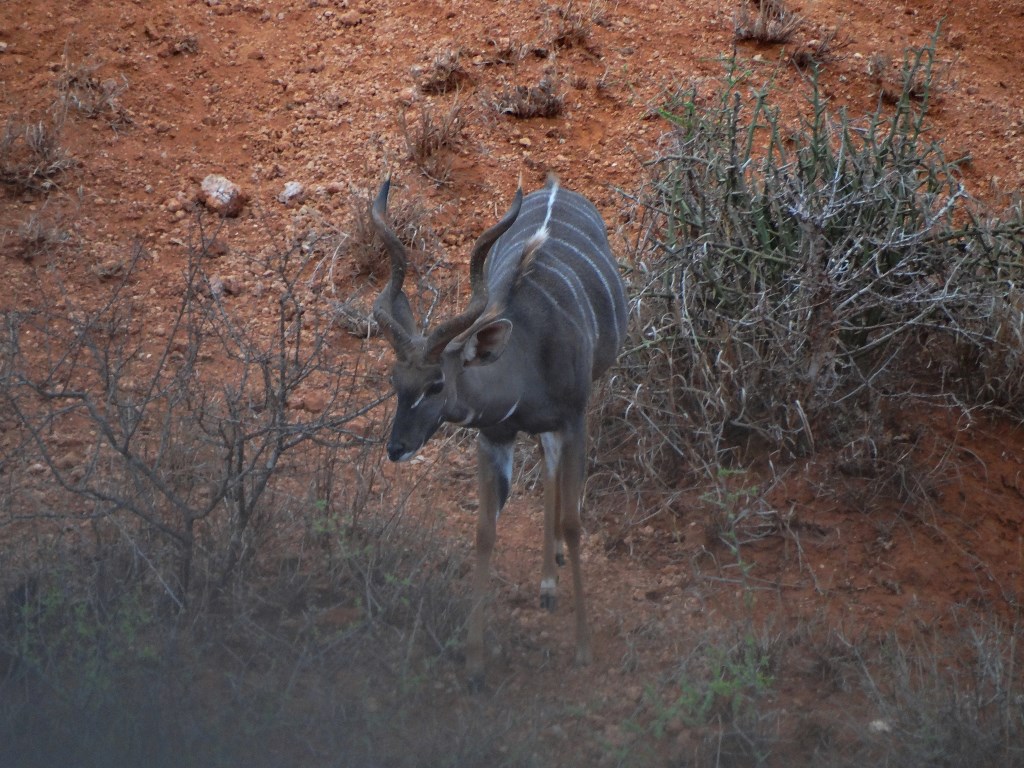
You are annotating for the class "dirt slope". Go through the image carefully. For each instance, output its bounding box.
[3,1,1024,765]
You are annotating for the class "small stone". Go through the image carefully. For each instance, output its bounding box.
[204,238,229,257]
[200,174,247,217]
[56,452,80,471]
[297,390,327,413]
[209,275,242,297]
[222,276,242,295]
[278,180,305,206]
[93,259,124,279]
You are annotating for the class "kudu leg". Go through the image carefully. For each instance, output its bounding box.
[538,426,591,664]
[539,433,563,611]
[536,436,566,571]
[467,435,513,691]
[557,421,592,666]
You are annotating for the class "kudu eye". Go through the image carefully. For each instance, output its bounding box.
[425,378,444,396]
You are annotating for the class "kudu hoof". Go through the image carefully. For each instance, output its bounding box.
[539,593,557,612]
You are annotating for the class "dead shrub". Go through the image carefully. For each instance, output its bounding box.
[2,237,384,599]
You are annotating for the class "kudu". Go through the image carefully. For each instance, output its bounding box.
[372,176,627,689]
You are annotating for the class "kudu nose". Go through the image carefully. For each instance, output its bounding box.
[387,440,408,463]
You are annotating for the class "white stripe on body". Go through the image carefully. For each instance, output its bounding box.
[547,234,623,348]
[540,179,560,234]
[488,182,561,284]
[534,259,600,341]
[483,186,625,355]
[525,278,588,339]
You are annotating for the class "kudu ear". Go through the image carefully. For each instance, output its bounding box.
[459,319,513,367]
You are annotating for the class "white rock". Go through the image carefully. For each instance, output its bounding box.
[278,180,305,206]
[868,719,892,734]
[200,174,246,217]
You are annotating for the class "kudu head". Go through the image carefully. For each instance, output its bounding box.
[372,178,524,462]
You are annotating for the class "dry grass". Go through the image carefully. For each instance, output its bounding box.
[0,116,76,192]
[789,28,847,70]
[0,471,492,768]
[55,59,131,126]
[344,185,441,280]
[415,48,470,95]
[842,616,1024,768]
[735,0,803,44]
[549,0,605,53]
[165,33,199,56]
[398,99,466,184]
[10,207,73,261]
[483,36,531,66]
[493,74,564,118]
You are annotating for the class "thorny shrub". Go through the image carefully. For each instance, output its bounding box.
[1,227,383,603]
[602,34,1024,487]
[0,217,486,766]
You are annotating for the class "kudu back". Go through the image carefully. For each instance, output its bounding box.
[372,176,626,690]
